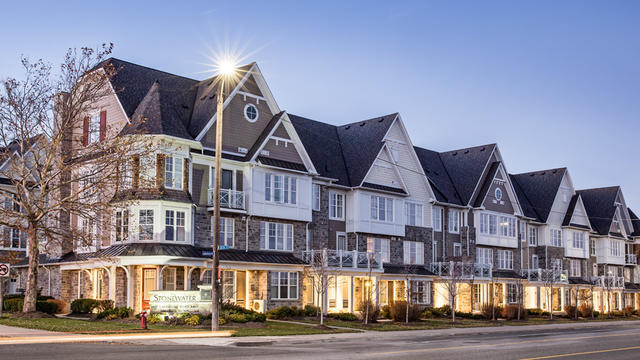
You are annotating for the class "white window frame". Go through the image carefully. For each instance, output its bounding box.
[528,227,538,246]
[448,209,460,234]
[265,173,297,205]
[570,259,581,277]
[572,232,585,249]
[550,229,562,247]
[164,209,186,242]
[370,195,394,222]
[138,209,154,241]
[432,206,442,231]
[590,239,597,256]
[476,247,493,266]
[217,217,234,247]
[260,221,293,251]
[367,237,390,263]
[480,212,499,235]
[270,271,298,300]
[495,188,503,201]
[507,283,518,304]
[244,103,259,122]
[164,155,184,190]
[336,232,347,251]
[610,240,622,257]
[497,250,513,270]
[403,240,424,265]
[329,192,345,220]
[499,216,516,238]
[114,209,129,243]
[312,184,320,211]
[411,280,430,305]
[404,201,423,227]
[453,242,462,257]
[531,254,539,269]
[222,270,235,301]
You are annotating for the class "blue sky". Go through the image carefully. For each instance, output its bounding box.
[2,0,640,205]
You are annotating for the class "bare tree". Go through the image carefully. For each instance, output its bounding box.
[362,251,378,325]
[304,249,342,326]
[540,267,557,320]
[402,263,417,324]
[0,44,144,312]
[438,262,466,323]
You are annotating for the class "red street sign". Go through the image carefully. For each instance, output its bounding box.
[0,263,9,277]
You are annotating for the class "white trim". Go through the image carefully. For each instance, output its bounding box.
[237,90,267,102]
[243,103,259,123]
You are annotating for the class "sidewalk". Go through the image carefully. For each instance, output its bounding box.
[0,324,66,338]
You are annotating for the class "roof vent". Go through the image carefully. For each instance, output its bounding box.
[452,152,458,156]
[378,118,384,122]
[552,169,557,174]
[464,150,469,154]
[345,125,350,130]
[360,122,366,127]
[480,147,486,151]
[540,171,546,175]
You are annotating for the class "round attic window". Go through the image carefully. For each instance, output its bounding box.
[495,188,503,201]
[244,103,259,123]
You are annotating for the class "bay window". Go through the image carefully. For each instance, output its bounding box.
[370,195,393,222]
[550,229,562,247]
[448,209,460,233]
[572,232,585,249]
[164,210,185,241]
[138,209,154,241]
[403,241,424,265]
[367,237,390,263]
[265,173,297,204]
[610,240,622,257]
[260,221,293,251]
[270,271,298,300]
[499,216,516,237]
[329,192,344,220]
[497,250,513,270]
[480,213,498,235]
[404,202,423,226]
[164,155,183,189]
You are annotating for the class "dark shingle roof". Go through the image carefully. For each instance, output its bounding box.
[257,156,307,172]
[628,209,640,237]
[510,168,567,223]
[383,264,434,276]
[413,147,463,205]
[438,144,496,205]
[472,161,500,208]
[361,182,406,194]
[509,174,538,220]
[576,186,619,236]
[492,270,525,279]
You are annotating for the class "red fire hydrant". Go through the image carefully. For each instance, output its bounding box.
[140,311,148,330]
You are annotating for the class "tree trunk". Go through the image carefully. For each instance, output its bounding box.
[549,290,553,320]
[23,223,39,313]
[405,282,409,324]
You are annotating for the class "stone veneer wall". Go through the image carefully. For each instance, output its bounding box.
[115,267,128,307]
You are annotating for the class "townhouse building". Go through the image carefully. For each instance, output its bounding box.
[7,58,640,316]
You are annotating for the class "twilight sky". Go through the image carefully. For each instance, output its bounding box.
[2,0,639,206]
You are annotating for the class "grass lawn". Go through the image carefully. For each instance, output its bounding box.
[0,316,354,337]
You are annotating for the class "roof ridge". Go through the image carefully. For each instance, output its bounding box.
[107,57,200,82]
[440,143,497,154]
[513,167,567,176]
[334,124,352,187]
[577,185,621,192]
[338,112,399,128]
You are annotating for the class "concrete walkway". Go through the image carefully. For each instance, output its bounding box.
[0,324,65,338]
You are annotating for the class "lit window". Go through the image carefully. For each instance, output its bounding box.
[507,283,518,304]
[403,241,424,265]
[367,237,390,263]
[370,195,393,222]
[411,280,430,305]
[329,192,344,220]
[270,271,298,300]
[138,210,154,241]
[244,103,259,122]
[260,221,293,251]
[404,202,423,226]
[222,271,235,300]
[165,156,183,189]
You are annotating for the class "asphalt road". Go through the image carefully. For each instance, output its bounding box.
[2,322,640,360]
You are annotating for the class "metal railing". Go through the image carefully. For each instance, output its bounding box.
[593,275,625,288]
[625,254,637,265]
[430,261,492,279]
[207,188,245,210]
[302,249,383,270]
[523,268,569,283]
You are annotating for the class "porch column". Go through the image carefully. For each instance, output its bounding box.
[158,265,166,291]
[127,265,135,310]
[183,266,189,290]
[108,266,116,301]
[322,275,328,315]
[373,276,379,306]
[77,271,81,299]
[245,271,250,310]
[349,276,354,313]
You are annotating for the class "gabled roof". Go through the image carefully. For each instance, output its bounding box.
[629,208,640,237]
[576,186,620,236]
[562,194,579,226]
[413,147,463,205]
[510,168,567,223]
[438,144,497,205]
[473,161,500,208]
[509,174,539,220]
[246,111,286,160]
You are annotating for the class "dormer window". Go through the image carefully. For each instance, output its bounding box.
[244,103,259,122]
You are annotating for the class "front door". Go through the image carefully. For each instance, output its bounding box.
[142,268,157,310]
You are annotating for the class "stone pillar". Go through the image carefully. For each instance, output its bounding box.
[109,266,116,301]
[183,266,189,290]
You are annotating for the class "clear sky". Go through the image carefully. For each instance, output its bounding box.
[2,0,639,206]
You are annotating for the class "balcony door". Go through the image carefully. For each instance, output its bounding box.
[210,168,234,190]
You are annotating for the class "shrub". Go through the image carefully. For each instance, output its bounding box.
[480,303,502,320]
[389,301,422,322]
[454,311,474,319]
[96,307,132,320]
[564,305,578,319]
[70,298,98,314]
[46,299,66,314]
[358,300,380,323]
[623,306,634,317]
[434,305,452,317]
[609,310,624,317]
[502,305,528,320]
[422,307,435,319]
[229,313,249,323]
[248,312,266,322]
[593,310,600,318]
[381,305,392,319]
[303,304,320,317]
[266,306,304,319]
[3,298,23,312]
[148,313,164,324]
[93,300,114,313]
[221,301,252,314]
[578,304,593,318]
[218,317,226,326]
[36,301,58,314]
[185,314,202,326]
[327,312,358,321]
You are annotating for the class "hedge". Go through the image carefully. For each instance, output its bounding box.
[2,298,57,314]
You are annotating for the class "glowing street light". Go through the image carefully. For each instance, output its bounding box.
[211,57,237,332]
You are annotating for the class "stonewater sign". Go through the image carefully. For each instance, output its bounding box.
[149,286,212,313]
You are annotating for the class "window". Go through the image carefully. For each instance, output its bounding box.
[572,232,585,249]
[119,160,131,189]
[219,217,234,247]
[270,271,297,300]
[519,221,525,241]
[81,217,96,237]
[531,254,539,269]
[335,232,348,251]
[244,103,259,122]
[448,209,460,233]
[164,156,183,189]
[265,173,297,204]
[499,216,516,237]
[164,268,176,291]
[453,243,462,257]
[370,195,393,222]
[140,154,156,186]
[507,283,518,304]
[164,210,185,241]
[497,250,513,270]
[528,227,538,246]
[367,237,390,263]
[432,207,442,231]
[202,270,212,285]
[89,113,100,144]
[222,271,234,300]
[411,280,430,304]
[138,210,154,241]
[570,259,581,277]
[403,241,424,265]
[495,188,503,201]
[404,202,423,226]
[260,221,293,251]
[115,210,129,242]
[329,192,344,220]
[312,184,320,211]
[476,247,493,266]
[610,240,622,257]
[551,258,562,271]
[480,213,498,235]
[590,239,597,256]
[550,229,562,247]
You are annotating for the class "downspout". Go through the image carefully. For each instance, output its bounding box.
[305,222,310,252]
[441,209,445,261]
[245,215,251,252]
[466,209,470,257]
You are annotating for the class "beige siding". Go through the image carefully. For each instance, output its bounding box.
[363,148,403,188]
[262,138,304,164]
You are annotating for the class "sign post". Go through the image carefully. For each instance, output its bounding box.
[0,263,10,318]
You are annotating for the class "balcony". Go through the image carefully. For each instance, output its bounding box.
[207,188,245,210]
[593,275,625,288]
[523,268,569,283]
[430,262,492,279]
[625,254,637,265]
[302,249,383,270]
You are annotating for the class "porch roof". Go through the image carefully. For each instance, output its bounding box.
[383,264,434,276]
